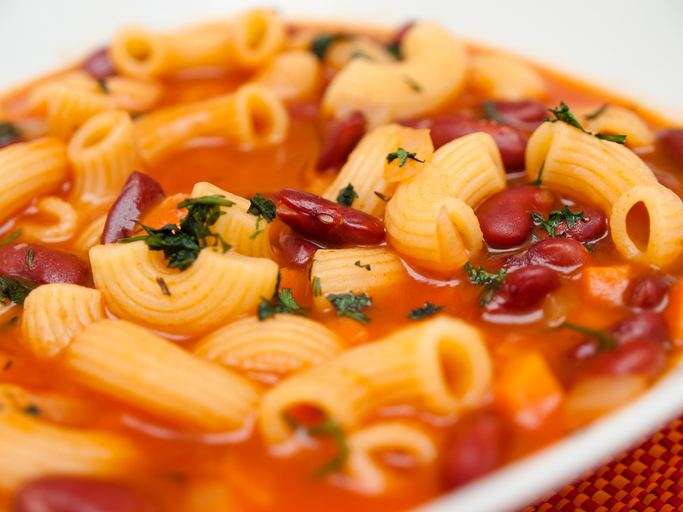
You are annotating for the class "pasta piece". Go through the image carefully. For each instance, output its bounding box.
[105,76,163,113]
[321,124,433,218]
[45,83,116,140]
[67,110,138,206]
[385,132,505,275]
[63,320,260,431]
[324,37,397,71]
[254,50,322,102]
[336,422,437,495]
[135,83,289,165]
[90,241,279,335]
[0,138,68,226]
[0,384,95,425]
[259,316,492,444]
[27,71,97,114]
[231,9,286,68]
[22,284,105,358]
[20,196,79,243]
[469,53,546,101]
[579,105,655,148]
[310,247,408,309]
[191,182,272,259]
[322,22,468,121]
[194,315,345,379]
[71,213,107,253]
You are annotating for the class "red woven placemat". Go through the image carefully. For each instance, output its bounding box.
[521,415,683,512]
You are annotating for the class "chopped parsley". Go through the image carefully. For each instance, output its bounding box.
[258,288,309,321]
[531,205,587,237]
[585,104,608,120]
[26,247,34,271]
[464,262,507,307]
[0,230,22,248]
[404,75,422,92]
[119,195,234,271]
[546,102,626,145]
[247,194,277,223]
[482,101,509,125]
[556,322,617,352]
[529,161,545,186]
[97,78,109,94]
[0,122,21,147]
[584,242,594,254]
[336,183,358,207]
[311,276,322,297]
[2,360,12,371]
[407,302,445,320]
[0,276,32,306]
[283,413,348,478]
[156,277,171,296]
[374,191,391,202]
[1,316,17,329]
[310,34,350,60]
[327,292,371,324]
[386,147,425,167]
[351,51,371,60]
[24,405,41,416]
[354,260,371,271]
[386,42,401,59]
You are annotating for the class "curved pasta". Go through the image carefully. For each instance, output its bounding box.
[105,76,163,113]
[71,213,107,253]
[90,241,279,335]
[46,83,116,140]
[63,320,261,431]
[259,316,492,444]
[579,105,654,148]
[0,138,68,226]
[469,53,546,101]
[338,422,437,495]
[310,247,408,309]
[324,37,397,71]
[21,284,105,359]
[191,182,272,259]
[322,22,468,121]
[321,124,433,218]
[20,196,79,243]
[67,110,138,206]
[255,50,322,102]
[135,83,289,165]
[194,315,345,379]
[231,9,286,68]
[385,132,506,275]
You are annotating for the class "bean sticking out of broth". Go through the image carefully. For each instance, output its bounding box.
[316,111,366,171]
[0,244,90,286]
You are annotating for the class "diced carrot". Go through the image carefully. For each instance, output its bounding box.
[665,281,683,345]
[138,193,190,230]
[579,265,631,305]
[495,351,564,430]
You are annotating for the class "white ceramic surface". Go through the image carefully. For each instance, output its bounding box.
[2,1,683,511]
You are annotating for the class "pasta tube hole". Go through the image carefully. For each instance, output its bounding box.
[246,16,267,50]
[247,95,277,141]
[625,201,651,253]
[82,124,113,148]
[439,340,474,400]
[285,403,327,429]
[126,39,153,63]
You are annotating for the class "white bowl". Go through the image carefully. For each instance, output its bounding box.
[2,1,683,511]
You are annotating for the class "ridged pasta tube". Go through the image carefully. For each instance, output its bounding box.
[191,182,272,259]
[310,247,408,309]
[259,316,492,443]
[579,105,654,148]
[321,124,433,218]
[0,138,68,225]
[339,422,437,495]
[135,83,289,165]
[63,320,261,431]
[322,22,467,121]
[67,110,138,206]
[385,132,506,275]
[254,50,322,102]
[21,196,79,243]
[90,241,279,335]
[194,315,345,378]
[71,213,107,253]
[45,83,116,140]
[22,284,105,359]
[469,53,546,101]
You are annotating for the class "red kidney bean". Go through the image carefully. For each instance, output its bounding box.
[82,48,117,80]
[476,186,554,248]
[278,229,320,266]
[13,477,147,512]
[0,244,89,286]
[102,172,165,244]
[483,100,547,131]
[274,189,385,246]
[627,276,669,309]
[506,238,591,273]
[0,122,22,149]
[584,340,667,380]
[442,412,505,490]
[402,115,527,172]
[316,111,366,171]
[486,265,560,313]
[658,129,683,169]
[553,206,607,242]
[390,22,415,50]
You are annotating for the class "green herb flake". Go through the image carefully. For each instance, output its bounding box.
[386,42,401,59]
[354,260,371,271]
[310,33,349,60]
[26,247,34,271]
[97,78,109,94]
[258,288,309,321]
[0,229,21,248]
[585,104,608,120]
[156,277,171,296]
[336,183,358,207]
[584,242,594,254]
[595,133,628,144]
[24,405,41,417]
[404,75,422,92]
[351,51,372,60]
[312,276,322,298]
[464,262,507,307]
[482,101,509,125]
[0,122,21,147]
[1,316,17,329]
[283,412,348,478]
[250,215,264,239]
[0,276,32,306]
[327,292,371,324]
[407,302,445,320]
[247,193,277,223]
[531,205,587,237]
[386,147,425,168]
[374,191,391,202]
[529,161,545,186]
[546,101,626,145]
[556,322,617,352]
[2,360,12,371]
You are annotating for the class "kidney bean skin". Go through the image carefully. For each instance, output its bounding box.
[102,172,165,244]
[274,189,385,246]
[13,478,146,512]
[553,206,607,242]
[402,115,527,172]
[82,48,117,80]
[585,340,667,380]
[0,244,89,286]
[484,100,547,130]
[476,186,554,248]
[628,276,669,309]
[507,238,591,273]
[316,111,366,171]
[487,265,560,313]
[278,230,319,266]
[658,129,683,169]
[442,413,505,490]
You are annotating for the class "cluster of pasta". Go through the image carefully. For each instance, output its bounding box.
[0,7,682,512]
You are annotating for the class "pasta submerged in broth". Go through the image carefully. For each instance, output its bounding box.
[1,9,683,512]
